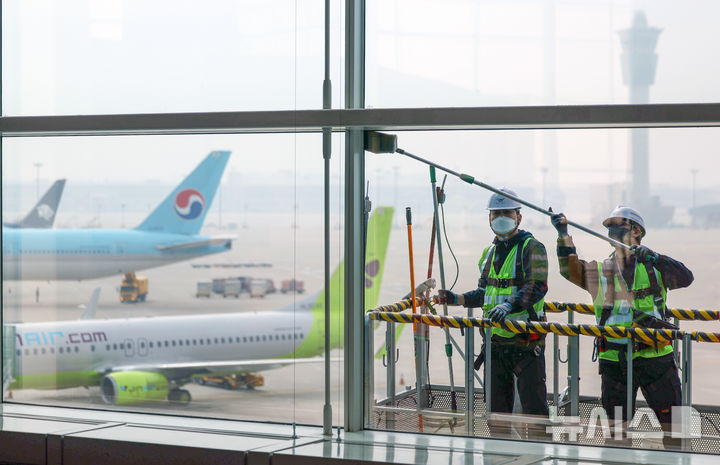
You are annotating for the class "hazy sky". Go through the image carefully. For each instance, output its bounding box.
[3,1,719,197]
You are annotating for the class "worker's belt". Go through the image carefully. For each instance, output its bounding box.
[490,331,545,346]
[597,338,628,353]
[597,335,669,355]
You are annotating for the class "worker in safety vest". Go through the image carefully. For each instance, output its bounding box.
[551,206,693,447]
[437,187,550,419]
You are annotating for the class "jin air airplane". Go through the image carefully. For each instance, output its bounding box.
[2,151,233,281]
[3,207,394,405]
[3,179,66,229]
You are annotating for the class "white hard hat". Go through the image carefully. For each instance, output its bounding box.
[487,187,522,211]
[602,205,646,236]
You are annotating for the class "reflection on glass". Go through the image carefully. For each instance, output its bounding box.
[367,1,720,107]
[1,134,348,426]
[367,128,717,452]
[3,1,343,115]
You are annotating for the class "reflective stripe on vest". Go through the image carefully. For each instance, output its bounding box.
[478,237,545,338]
[593,259,672,361]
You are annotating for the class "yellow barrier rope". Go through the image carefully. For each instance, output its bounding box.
[544,301,719,321]
[367,311,720,343]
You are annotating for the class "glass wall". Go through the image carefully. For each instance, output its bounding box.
[2,133,346,426]
[365,128,719,451]
[367,0,720,107]
[2,0,345,115]
[3,0,719,457]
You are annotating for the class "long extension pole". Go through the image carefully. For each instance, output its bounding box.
[364,131,630,251]
[398,147,630,250]
[405,207,423,431]
[429,167,458,411]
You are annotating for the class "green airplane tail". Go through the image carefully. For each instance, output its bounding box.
[292,207,394,358]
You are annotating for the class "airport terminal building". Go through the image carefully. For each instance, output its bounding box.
[2,2,720,464]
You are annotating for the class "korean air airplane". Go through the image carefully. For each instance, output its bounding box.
[2,151,233,281]
[3,207,394,405]
[3,179,66,229]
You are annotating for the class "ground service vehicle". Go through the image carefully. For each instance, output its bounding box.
[120,272,149,303]
[249,279,268,298]
[212,278,226,294]
[223,279,242,298]
[196,281,212,298]
[280,279,305,294]
[195,373,264,390]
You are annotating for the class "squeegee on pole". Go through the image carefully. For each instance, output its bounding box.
[364,131,631,251]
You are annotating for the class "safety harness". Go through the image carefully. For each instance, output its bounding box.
[595,254,673,360]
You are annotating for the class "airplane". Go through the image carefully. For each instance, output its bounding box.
[3,179,66,229]
[2,151,233,281]
[3,206,394,405]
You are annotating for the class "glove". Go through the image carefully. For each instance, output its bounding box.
[436,289,459,306]
[631,245,659,263]
[487,303,512,323]
[550,212,568,237]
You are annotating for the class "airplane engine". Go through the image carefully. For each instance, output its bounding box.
[100,371,169,405]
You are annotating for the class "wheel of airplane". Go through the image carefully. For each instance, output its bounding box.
[168,389,191,405]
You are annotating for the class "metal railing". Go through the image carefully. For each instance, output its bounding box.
[364,300,718,438]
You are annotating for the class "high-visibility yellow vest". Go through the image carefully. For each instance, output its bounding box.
[593,259,673,362]
[478,237,545,339]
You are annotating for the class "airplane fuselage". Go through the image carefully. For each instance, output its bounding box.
[7,309,317,390]
[2,228,231,280]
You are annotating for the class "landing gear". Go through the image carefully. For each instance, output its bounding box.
[168,388,191,405]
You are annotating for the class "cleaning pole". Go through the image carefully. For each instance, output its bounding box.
[429,166,458,411]
[405,207,423,431]
[365,131,631,251]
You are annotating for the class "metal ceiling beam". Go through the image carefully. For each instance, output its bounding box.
[2,103,720,136]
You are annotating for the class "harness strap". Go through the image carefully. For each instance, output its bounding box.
[641,258,667,320]
[484,277,521,288]
[598,259,616,327]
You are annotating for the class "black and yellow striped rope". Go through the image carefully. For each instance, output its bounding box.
[544,301,719,321]
[370,298,427,314]
[367,311,720,343]
[369,300,719,321]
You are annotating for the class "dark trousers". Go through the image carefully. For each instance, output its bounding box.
[485,342,549,416]
[599,353,682,448]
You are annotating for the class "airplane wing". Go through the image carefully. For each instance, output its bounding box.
[105,357,341,380]
[155,236,236,251]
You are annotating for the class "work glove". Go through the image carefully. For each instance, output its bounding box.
[631,245,659,263]
[550,212,569,237]
[436,289,459,306]
[487,302,512,323]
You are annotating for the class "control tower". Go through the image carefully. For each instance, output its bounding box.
[618,11,673,226]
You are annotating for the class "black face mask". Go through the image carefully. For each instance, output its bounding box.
[608,226,631,243]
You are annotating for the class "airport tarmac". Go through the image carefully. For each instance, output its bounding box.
[4,213,720,430]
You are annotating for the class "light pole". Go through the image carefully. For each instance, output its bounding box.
[691,169,698,209]
[33,162,43,201]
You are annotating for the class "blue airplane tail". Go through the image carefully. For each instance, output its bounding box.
[135,151,231,235]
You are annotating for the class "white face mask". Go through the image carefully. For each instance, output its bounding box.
[491,216,517,236]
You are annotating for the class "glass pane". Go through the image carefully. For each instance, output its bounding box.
[2,1,344,115]
[367,0,720,107]
[366,128,716,453]
[1,133,345,427]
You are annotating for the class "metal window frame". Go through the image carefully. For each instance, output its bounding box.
[2,103,720,136]
[3,104,720,435]
[3,0,720,437]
